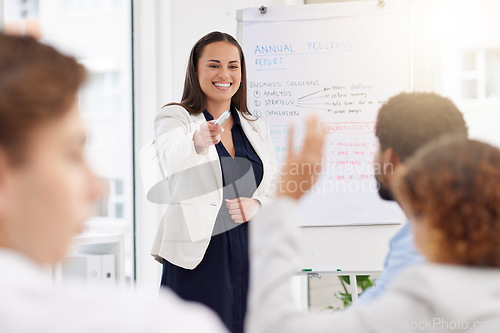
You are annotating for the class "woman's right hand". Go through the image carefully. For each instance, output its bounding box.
[193,121,224,153]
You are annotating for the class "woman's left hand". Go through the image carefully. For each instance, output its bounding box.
[225,198,260,223]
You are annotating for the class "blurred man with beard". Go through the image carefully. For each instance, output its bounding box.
[357,92,468,303]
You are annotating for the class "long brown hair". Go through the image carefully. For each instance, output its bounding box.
[166,31,252,118]
[0,33,86,163]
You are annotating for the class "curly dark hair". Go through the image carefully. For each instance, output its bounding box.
[395,137,500,267]
[375,92,468,161]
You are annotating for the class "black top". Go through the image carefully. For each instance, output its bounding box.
[203,107,264,235]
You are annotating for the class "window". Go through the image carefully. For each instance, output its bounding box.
[81,72,122,115]
[485,50,500,98]
[458,49,500,101]
[3,0,135,282]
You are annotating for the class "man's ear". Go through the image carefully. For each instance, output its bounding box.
[380,147,401,179]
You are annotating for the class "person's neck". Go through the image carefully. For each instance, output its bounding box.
[206,100,231,119]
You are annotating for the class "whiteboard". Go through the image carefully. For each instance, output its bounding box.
[240,0,412,227]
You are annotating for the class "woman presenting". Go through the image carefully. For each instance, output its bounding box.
[152,31,277,333]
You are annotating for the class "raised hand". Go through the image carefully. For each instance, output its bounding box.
[277,116,326,200]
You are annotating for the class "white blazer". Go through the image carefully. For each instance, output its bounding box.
[151,105,277,269]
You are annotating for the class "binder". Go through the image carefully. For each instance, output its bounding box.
[62,254,101,287]
[61,254,116,288]
[100,254,116,287]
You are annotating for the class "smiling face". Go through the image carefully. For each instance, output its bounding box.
[196,41,242,111]
[0,101,102,264]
